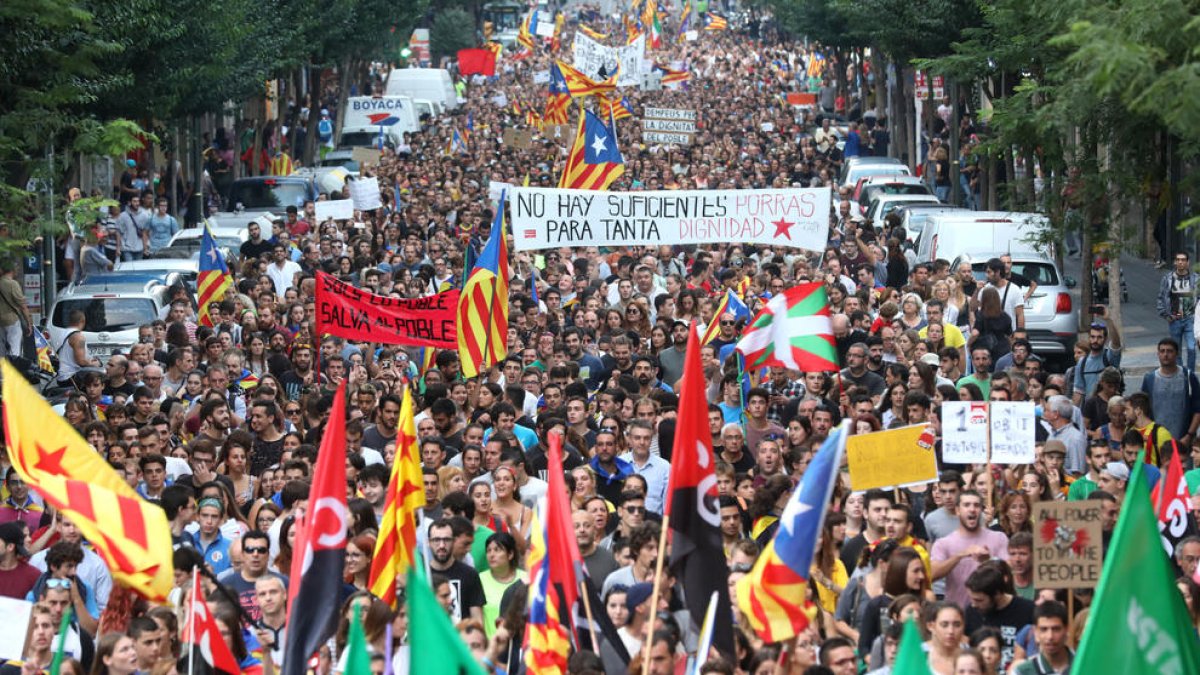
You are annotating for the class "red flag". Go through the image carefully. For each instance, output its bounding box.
[457,48,497,76]
[666,322,734,656]
[182,570,240,674]
[1151,449,1196,559]
[544,432,584,636]
[283,383,349,675]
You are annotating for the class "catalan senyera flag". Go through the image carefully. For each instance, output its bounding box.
[197,224,233,327]
[1,359,174,600]
[368,387,426,607]
[518,9,536,50]
[700,289,750,345]
[736,421,847,642]
[579,24,609,40]
[704,12,728,30]
[624,15,641,43]
[457,191,510,379]
[555,60,617,98]
[544,62,571,125]
[558,107,625,191]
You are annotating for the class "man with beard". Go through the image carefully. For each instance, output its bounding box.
[279,344,318,401]
[426,519,484,624]
[957,346,994,399]
[249,401,286,476]
[562,327,605,389]
[265,330,292,373]
[197,398,231,444]
[362,394,401,452]
[632,356,671,396]
[831,314,868,365]
[965,562,1035,672]
[930,491,1009,608]
[574,509,618,585]
[657,321,689,388]
[603,336,637,380]
[840,343,886,401]
[839,489,891,572]
[865,335,886,373]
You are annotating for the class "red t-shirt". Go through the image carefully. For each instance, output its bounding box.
[0,561,41,600]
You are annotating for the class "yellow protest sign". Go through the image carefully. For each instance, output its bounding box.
[846,424,939,491]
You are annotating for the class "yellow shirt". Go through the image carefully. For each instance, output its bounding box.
[812,558,849,614]
[919,322,966,350]
[897,534,933,581]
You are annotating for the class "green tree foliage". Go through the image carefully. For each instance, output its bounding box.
[431,8,478,61]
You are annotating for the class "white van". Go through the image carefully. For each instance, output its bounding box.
[341,96,419,147]
[385,68,459,111]
[916,212,1051,263]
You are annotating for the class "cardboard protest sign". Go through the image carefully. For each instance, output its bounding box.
[846,424,939,491]
[941,401,989,464]
[350,147,382,166]
[1033,500,1104,589]
[642,108,697,146]
[503,128,534,149]
[315,271,458,348]
[347,176,382,210]
[0,597,31,661]
[511,187,831,252]
[314,199,354,222]
[989,401,1036,463]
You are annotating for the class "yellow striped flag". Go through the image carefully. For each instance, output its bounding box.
[2,360,174,600]
[578,24,609,40]
[197,224,233,327]
[456,192,510,379]
[368,388,426,607]
[555,60,617,98]
[558,106,625,191]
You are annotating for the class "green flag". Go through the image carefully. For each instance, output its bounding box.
[49,606,72,675]
[892,618,930,675]
[1075,455,1200,673]
[406,569,488,675]
[343,605,371,675]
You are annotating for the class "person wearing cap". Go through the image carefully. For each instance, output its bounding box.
[1097,462,1129,502]
[599,580,655,674]
[0,521,39,599]
[1040,440,1072,497]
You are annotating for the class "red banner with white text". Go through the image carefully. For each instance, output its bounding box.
[315,271,458,348]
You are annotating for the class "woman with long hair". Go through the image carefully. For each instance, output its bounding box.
[971,287,1012,362]
[491,466,532,548]
[969,627,1003,675]
[437,466,466,500]
[334,592,395,669]
[88,634,138,675]
[842,492,865,540]
[908,361,939,397]
[470,480,506,534]
[221,430,258,515]
[274,515,296,574]
[857,546,928,656]
[879,383,909,428]
[748,475,793,544]
[570,466,601,510]
[924,601,966,675]
[344,533,376,590]
[1083,369,1123,437]
[244,332,269,377]
[480,532,521,639]
[993,492,1033,536]
[811,518,848,615]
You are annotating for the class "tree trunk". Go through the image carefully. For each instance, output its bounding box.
[303,65,322,167]
[1021,148,1036,211]
[986,155,998,210]
[872,50,886,119]
[334,56,355,148]
[1004,147,1017,210]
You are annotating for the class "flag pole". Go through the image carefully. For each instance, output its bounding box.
[642,514,671,675]
[579,580,601,653]
[189,568,198,675]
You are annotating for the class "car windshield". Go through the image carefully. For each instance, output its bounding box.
[228,181,308,210]
[971,262,1060,286]
[340,132,385,148]
[863,184,929,202]
[52,298,157,332]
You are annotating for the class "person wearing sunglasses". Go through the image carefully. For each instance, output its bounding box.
[27,541,99,636]
[216,530,286,622]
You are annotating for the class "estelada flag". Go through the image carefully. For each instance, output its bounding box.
[282,382,349,675]
[666,323,734,656]
[1,359,174,600]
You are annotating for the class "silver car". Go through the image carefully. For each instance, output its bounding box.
[962,254,1079,367]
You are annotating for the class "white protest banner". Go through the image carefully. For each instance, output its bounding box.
[642,108,697,146]
[536,11,556,37]
[489,181,514,206]
[989,401,1036,463]
[0,597,32,660]
[533,69,551,84]
[685,30,699,41]
[573,32,644,87]
[941,401,990,464]
[314,199,355,222]
[643,131,692,145]
[347,176,382,211]
[511,187,831,252]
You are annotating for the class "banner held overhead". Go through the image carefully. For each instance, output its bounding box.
[315,271,458,348]
[510,187,832,252]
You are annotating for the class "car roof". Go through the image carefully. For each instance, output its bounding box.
[116,259,198,271]
[862,175,925,185]
[846,156,902,166]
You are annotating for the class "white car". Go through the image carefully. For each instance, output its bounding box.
[115,258,199,289]
[168,226,249,248]
[864,194,941,225]
[48,274,175,361]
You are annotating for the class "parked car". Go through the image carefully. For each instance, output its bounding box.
[854,176,934,216]
[893,203,964,244]
[47,274,175,361]
[213,175,318,230]
[960,253,1078,368]
[864,193,940,226]
[839,156,910,188]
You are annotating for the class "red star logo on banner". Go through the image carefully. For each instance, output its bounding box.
[772,218,795,240]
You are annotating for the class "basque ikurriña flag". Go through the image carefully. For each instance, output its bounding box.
[282,382,349,675]
[666,322,734,656]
